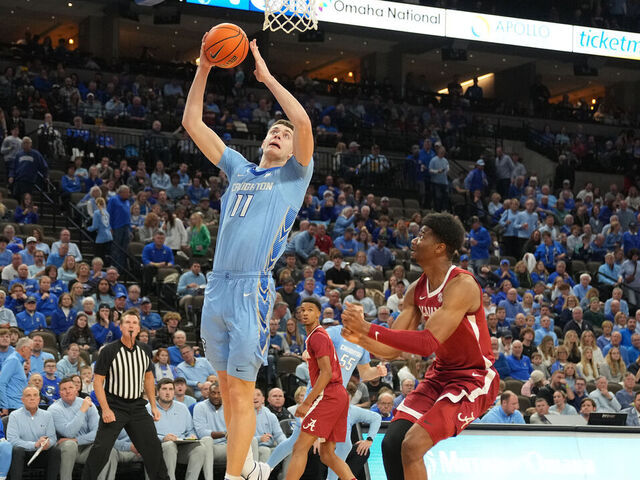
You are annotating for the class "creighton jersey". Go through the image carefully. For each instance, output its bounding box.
[214,147,313,273]
[326,325,371,388]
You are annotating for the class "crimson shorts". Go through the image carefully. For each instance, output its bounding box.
[394,367,499,446]
[301,383,349,443]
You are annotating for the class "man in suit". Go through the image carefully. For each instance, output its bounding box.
[623,391,640,426]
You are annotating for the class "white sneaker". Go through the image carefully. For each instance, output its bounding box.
[242,461,271,480]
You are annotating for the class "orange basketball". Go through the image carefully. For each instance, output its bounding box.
[203,23,249,69]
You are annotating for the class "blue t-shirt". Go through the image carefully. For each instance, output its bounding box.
[214,148,313,273]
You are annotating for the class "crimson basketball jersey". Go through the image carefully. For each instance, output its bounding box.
[305,325,343,387]
[414,266,495,372]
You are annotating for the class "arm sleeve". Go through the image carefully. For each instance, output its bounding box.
[87,211,100,232]
[141,245,151,265]
[217,147,251,178]
[352,406,382,438]
[193,406,212,439]
[93,345,112,376]
[367,324,440,357]
[0,361,15,409]
[279,157,314,204]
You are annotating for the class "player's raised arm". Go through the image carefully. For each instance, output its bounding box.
[250,40,313,166]
[345,275,479,357]
[182,33,226,166]
[342,282,422,360]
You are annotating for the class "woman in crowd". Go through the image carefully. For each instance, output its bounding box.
[482,292,496,317]
[599,347,626,383]
[138,211,161,243]
[87,196,113,262]
[563,362,581,389]
[521,292,535,316]
[551,345,570,374]
[559,295,581,326]
[393,220,411,250]
[563,330,582,363]
[61,312,97,352]
[550,390,578,415]
[164,210,188,252]
[58,255,78,283]
[44,264,68,296]
[578,346,600,382]
[74,262,93,295]
[51,292,77,341]
[6,283,27,315]
[523,230,542,254]
[344,285,377,321]
[580,330,604,365]
[187,211,211,258]
[80,297,96,326]
[284,318,305,357]
[355,227,371,252]
[514,260,533,289]
[91,303,121,348]
[597,320,614,350]
[153,347,178,380]
[92,278,115,309]
[287,386,307,417]
[13,192,39,224]
[530,260,549,285]
[589,204,604,234]
[538,335,556,370]
[70,281,85,311]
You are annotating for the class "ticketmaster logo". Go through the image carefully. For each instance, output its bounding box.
[577,28,640,55]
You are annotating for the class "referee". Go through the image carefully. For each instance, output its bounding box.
[82,309,169,480]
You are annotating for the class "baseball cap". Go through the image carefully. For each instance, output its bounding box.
[116,292,127,298]
[321,317,335,325]
[274,110,283,116]
[381,196,389,202]
[222,133,232,142]
[25,296,37,304]
[141,297,151,305]
[348,141,360,148]
[26,236,37,244]
[476,159,485,166]
[460,254,469,262]
[98,303,111,310]
[501,259,510,266]
[502,332,513,339]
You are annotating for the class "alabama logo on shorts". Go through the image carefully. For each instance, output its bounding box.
[303,418,317,432]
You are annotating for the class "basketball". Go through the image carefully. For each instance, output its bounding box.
[203,23,249,69]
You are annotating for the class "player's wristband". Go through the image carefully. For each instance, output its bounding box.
[367,324,441,357]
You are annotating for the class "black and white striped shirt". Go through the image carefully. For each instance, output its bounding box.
[94,340,153,400]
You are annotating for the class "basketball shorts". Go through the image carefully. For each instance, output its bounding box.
[201,271,274,382]
[301,383,349,444]
[394,367,499,446]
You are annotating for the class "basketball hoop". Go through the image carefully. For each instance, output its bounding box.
[263,0,318,34]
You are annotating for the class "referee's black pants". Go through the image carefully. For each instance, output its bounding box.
[82,397,169,480]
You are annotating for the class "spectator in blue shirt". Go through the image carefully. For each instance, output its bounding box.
[332,207,355,239]
[16,297,48,335]
[140,297,163,333]
[334,227,358,257]
[476,391,525,424]
[141,230,174,293]
[547,261,575,287]
[8,137,49,199]
[534,231,566,270]
[506,340,533,381]
[468,216,490,272]
[493,259,518,288]
[0,337,31,410]
[573,273,593,301]
[622,222,640,255]
[61,164,83,194]
[50,293,77,339]
[13,193,39,225]
[107,185,131,272]
[535,316,558,346]
[367,237,395,270]
[464,159,488,194]
[286,224,319,262]
[514,199,539,250]
[187,177,209,204]
[0,237,13,267]
[499,289,525,324]
[598,253,621,286]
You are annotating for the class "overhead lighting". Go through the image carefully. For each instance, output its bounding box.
[68,2,73,6]
[348,72,353,78]
[332,77,338,83]
[591,98,596,104]
[437,73,494,94]
[68,38,74,45]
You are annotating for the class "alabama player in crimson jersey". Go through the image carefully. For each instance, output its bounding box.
[285,297,356,480]
[342,213,499,480]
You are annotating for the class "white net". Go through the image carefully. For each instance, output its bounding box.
[263,0,318,34]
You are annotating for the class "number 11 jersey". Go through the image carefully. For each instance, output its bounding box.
[214,147,313,274]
